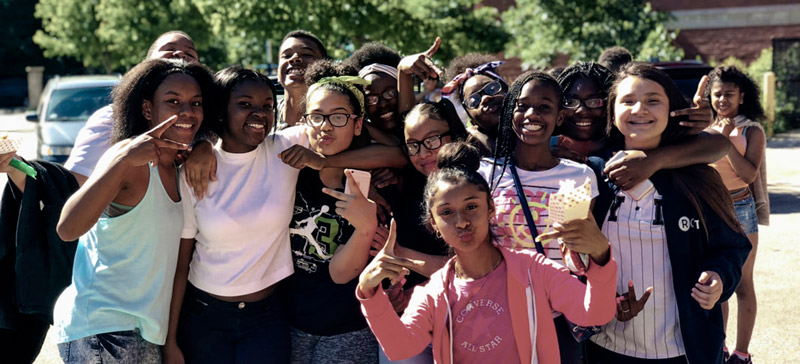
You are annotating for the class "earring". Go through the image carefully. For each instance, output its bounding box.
[435,230,442,239]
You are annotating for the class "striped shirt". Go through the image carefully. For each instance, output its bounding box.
[591,187,686,359]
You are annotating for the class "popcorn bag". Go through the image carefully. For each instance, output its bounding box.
[0,133,22,154]
[549,178,592,275]
[0,133,37,178]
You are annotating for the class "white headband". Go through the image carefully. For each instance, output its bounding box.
[358,63,398,80]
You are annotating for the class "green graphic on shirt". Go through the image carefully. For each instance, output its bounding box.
[310,215,340,258]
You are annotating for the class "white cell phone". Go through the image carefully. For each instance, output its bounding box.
[607,151,654,201]
[344,169,371,197]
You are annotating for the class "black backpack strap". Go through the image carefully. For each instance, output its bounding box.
[508,159,545,255]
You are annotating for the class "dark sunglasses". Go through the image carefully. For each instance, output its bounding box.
[464,80,506,110]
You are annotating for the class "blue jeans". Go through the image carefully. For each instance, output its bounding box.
[733,191,758,234]
[57,330,161,364]
[177,284,290,364]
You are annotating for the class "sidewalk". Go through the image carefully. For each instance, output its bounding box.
[31,130,800,363]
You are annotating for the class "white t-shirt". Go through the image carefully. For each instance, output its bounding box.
[64,105,113,177]
[478,158,599,264]
[180,126,309,296]
[591,187,686,359]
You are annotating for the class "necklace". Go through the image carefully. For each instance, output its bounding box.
[454,253,503,280]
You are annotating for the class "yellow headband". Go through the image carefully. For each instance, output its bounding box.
[308,76,371,116]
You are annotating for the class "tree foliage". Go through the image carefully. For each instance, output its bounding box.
[502,0,683,69]
[33,0,509,73]
[33,0,223,73]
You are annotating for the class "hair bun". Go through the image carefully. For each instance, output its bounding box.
[437,141,481,173]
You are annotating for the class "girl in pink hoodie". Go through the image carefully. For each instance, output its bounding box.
[357,141,618,364]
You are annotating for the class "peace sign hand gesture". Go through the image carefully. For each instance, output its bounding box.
[357,219,426,298]
[322,170,377,231]
[671,75,713,133]
[616,280,653,322]
[118,115,189,167]
[398,37,443,80]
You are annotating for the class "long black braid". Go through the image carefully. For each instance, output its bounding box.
[489,71,562,192]
[556,61,613,98]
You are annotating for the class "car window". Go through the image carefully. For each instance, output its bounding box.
[46,86,113,122]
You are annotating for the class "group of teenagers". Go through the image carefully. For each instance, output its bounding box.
[0,28,770,364]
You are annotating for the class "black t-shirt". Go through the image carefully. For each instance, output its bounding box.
[383,166,450,288]
[284,168,366,336]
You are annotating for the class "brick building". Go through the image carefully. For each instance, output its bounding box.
[649,0,800,63]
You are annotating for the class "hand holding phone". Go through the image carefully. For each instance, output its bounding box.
[345,168,371,197]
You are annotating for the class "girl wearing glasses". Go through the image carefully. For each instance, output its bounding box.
[283,61,382,364]
[346,42,404,141]
[479,71,601,364]
[553,62,615,161]
[372,100,468,363]
[442,53,509,155]
[554,62,731,197]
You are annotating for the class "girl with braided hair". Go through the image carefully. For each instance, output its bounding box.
[478,71,603,364]
[553,61,615,161]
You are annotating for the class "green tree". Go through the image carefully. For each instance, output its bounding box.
[33,0,222,73]
[191,0,509,65]
[32,0,509,72]
[502,0,683,69]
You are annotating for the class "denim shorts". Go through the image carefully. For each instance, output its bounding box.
[57,330,161,364]
[733,192,758,235]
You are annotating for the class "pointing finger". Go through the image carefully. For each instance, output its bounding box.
[693,75,709,106]
[423,37,441,58]
[381,219,398,255]
[321,187,349,201]
[147,115,179,138]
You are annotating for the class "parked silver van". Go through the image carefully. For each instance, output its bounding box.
[26,75,120,163]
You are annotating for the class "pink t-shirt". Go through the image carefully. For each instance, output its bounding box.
[448,261,520,363]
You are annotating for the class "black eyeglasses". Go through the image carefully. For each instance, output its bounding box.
[562,98,604,110]
[464,80,506,110]
[303,113,356,127]
[404,131,451,156]
[366,89,398,106]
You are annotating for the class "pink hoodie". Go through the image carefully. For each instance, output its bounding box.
[358,246,617,364]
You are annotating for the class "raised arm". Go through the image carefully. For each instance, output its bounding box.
[356,219,434,361]
[57,116,188,241]
[397,38,442,114]
[371,223,447,278]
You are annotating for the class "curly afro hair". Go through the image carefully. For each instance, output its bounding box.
[444,53,498,84]
[345,42,401,70]
[705,65,765,122]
